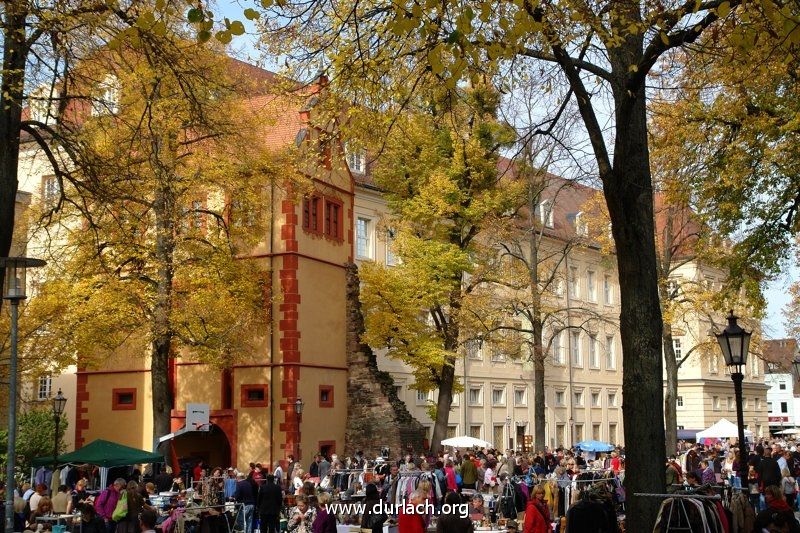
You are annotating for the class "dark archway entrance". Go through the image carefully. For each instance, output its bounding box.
[172,424,232,470]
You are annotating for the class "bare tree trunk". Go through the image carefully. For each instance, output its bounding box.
[0,2,29,305]
[528,180,546,452]
[430,356,455,454]
[663,328,678,457]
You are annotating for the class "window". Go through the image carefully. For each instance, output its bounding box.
[713,396,720,410]
[743,397,749,409]
[29,84,59,125]
[346,148,366,174]
[302,195,322,233]
[608,392,617,407]
[42,175,60,205]
[605,335,615,370]
[469,425,482,439]
[491,342,507,363]
[556,424,565,446]
[587,271,596,302]
[603,275,612,304]
[492,387,506,406]
[592,424,601,441]
[552,331,565,365]
[514,388,526,406]
[751,357,760,377]
[37,375,52,400]
[677,396,684,408]
[356,217,372,258]
[319,385,334,408]
[568,267,579,298]
[92,74,121,116]
[781,402,789,413]
[570,331,581,367]
[768,401,773,412]
[466,339,483,360]
[709,354,719,373]
[493,425,505,449]
[539,200,554,228]
[191,200,204,229]
[589,334,599,368]
[756,398,762,410]
[591,392,600,407]
[573,391,584,406]
[780,382,787,390]
[469,387,483,406]
[240,384,269,408]
[555,279,565,297]
[416,390,430,405]
[324,198,343,239]
[393,385,402,398]
[112,388,137,410]
[609,424,617,444]
[727,397,735,410]
[555,390,565,406]
[673,338,682,361]
[575,423,584,442]
[667,279,680,298]
[385,228,398,266]
[447,425,458,439]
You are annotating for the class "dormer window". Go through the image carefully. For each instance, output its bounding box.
[92,74,121,116]
[539,199,554,228]
[575,211,588,236]
[346,147,366,174]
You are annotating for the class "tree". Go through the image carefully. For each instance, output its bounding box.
[21,29,290,444]
[254,0,800,525]
[0,408,68,478]
[358,84,517,453]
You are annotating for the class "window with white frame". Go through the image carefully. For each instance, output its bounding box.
[756,398,762,410]
[573,390,584,406]
[673,338,682,361]
[92,74,121,116]
[552,331,565,365]
[677,396,684,408]
[589,334,599,368]
[608,392,617,407]
[592,423,601,441]
[603,275,613,304]
[591,392,600,407]
[781,401,789,413]
[539,199,554,228]
[346,148,366,174]
[555,278,565,297]
[570,331,582,367]
[356,217,372,259]
[42,175,60,205]
[568,267,579,298]
[587,271,596,302]
[514,388,526,406]
[751,357,759,377]
[768,401,773,412]
[37,375,52,400]
[575,212,587,236]
[385,228,398,266]
[555,390,565,406]
[29,84,59,125]
[709,354,719,373]
[492,387,506,406]
[605,335,615,369]
[416,390,429,404]
[743,397,748,409]
[491,342,507,363]
[667,279,681,298]
[727,396,734,410]
[713,396,720,410]
[469,386,483,406]
[780,381,787,390]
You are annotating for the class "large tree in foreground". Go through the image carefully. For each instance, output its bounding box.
[254,0,799,526]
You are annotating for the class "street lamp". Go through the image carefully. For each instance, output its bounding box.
[1,256,46,533]
[506,416,512,451]
[52,389,67,471]
[294,398,304,416]
[716,311,752,485]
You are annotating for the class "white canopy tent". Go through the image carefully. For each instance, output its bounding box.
[696,418,753,440]
[775,428,800,435]
[440,436,493,448]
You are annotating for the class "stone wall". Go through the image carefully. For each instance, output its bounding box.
[344,263,426,458]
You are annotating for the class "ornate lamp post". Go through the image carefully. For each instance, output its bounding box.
[505,416,512,451]
[52,389,67,471]
[1,257,46,533]
[715,311,752,485]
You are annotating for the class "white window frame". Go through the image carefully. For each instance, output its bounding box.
[573,390,584,407]
[415,389,430,405]
[29,84,59,125]
[514,387,526,406]
[570,331,582,367]
[552,331,565,365]
[677,395,684,408]
[346,147,366,174]
[608,392,617,407]
[779,381,787,390]
[589,334,599,368]
[92,74,121,116]
[713,395,720,410]
[781,401,789,414]
[555,390,565,407]
[568,267,579,299]
[356,217,373,259]
[673,338,682,361]
[709,354,719,374]
[603,274,613,305]
[756,398,762,410]
[592,423,601,441]
[466,339,483,360]
[590,391,600,407]
[37,375,52,401]
[605,335,616,370]
[42,175,60,205]
[491,386,506,406]
[385,227,398,266]
[575,211,587,236]
[539,199,554,228]
[727,396,735,410]
[468,386,483,406]
[587,271,596,302]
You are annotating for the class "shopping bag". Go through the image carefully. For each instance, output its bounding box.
[112,491,128,522]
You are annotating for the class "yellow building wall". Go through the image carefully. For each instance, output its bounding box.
[81,372,153,450]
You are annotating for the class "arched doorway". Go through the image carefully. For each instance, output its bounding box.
[172,424,232,469]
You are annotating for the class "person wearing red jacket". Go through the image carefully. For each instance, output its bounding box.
[523,484,550,533]
[398,490,426,533]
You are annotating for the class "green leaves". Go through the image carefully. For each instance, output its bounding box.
[187,7,204,23]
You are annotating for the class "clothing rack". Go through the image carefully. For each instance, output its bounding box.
[633,493,721,500]
[397,472,424,477]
